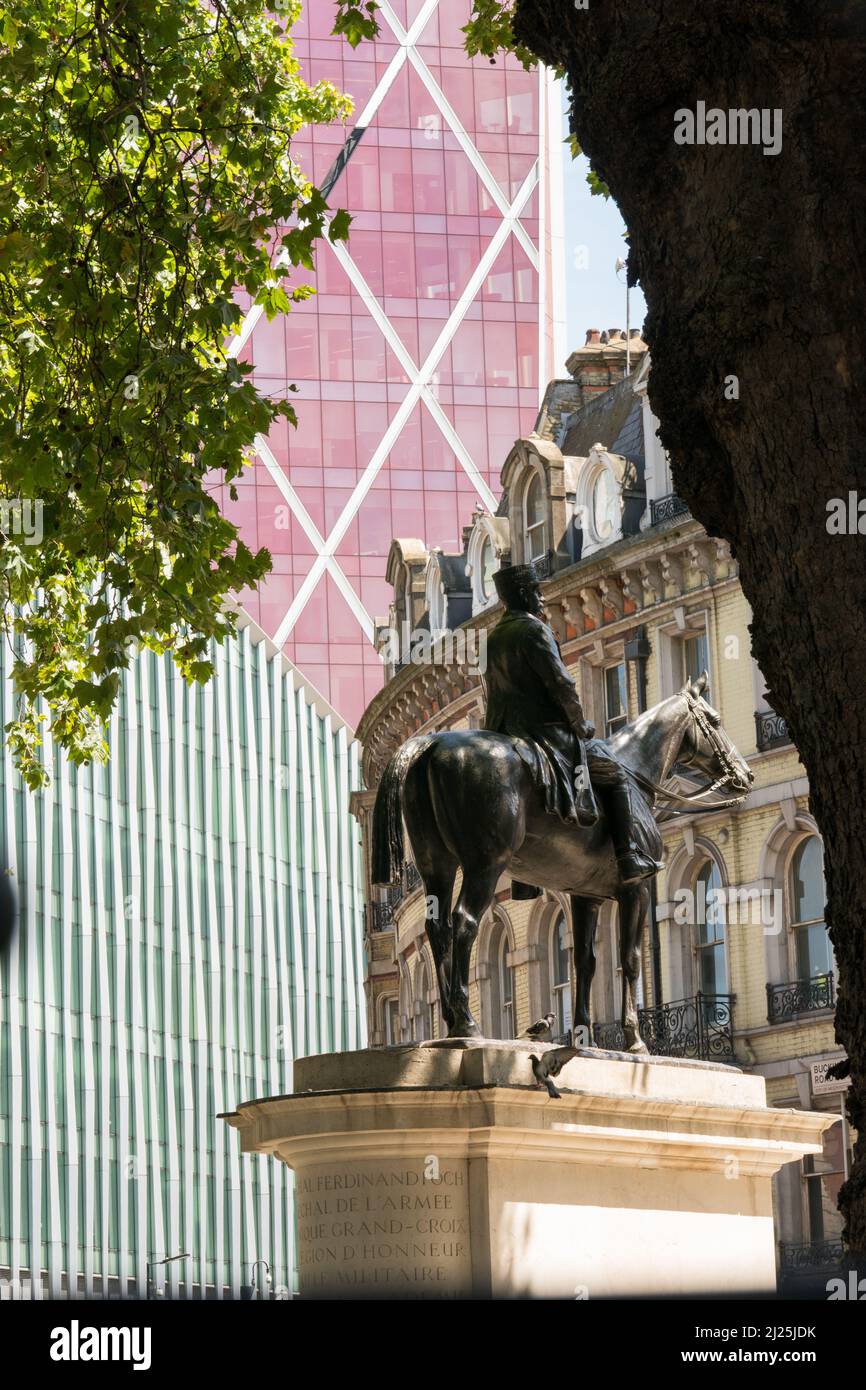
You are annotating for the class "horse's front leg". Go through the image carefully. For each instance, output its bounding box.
[570,895,601,1047]
[617,882,651,1054]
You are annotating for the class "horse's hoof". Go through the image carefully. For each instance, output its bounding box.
[627,1040,650,1056]
[448,1018,481,1039]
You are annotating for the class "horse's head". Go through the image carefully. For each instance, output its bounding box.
[675,672,754,797]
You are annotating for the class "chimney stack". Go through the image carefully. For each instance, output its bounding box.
[564,326,650,405]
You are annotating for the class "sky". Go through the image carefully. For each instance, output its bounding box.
[560,100,648,355]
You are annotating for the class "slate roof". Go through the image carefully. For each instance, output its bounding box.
[559,373,644,464]
[610,398,645,465]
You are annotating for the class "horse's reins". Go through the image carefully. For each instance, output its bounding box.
[623,690,751,816]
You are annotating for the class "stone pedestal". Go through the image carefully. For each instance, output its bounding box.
[223,1041,833,1299]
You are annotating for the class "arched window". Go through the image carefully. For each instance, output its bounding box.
[524,472,546,564]
[480,536,496,600]
[484,918,515,1039]
[498,931,515,1038]
[383,996,400,1045]
[486,925,515,1039]
[414,958,433,1041]
[398,959,411,1041]
[694,860,728,995]
[393,562,409,629]
[549,911,572,1040]
[424,553,447,634]
[790,837,831,981]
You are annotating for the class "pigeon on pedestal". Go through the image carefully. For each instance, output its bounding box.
[530,1054,562,1099]
[523,1012,556,1041]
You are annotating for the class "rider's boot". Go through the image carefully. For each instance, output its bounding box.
[598,782,651,886]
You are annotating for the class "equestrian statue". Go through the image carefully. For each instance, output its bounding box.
[372,562,753,1053]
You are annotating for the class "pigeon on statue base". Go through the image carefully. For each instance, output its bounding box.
[523,1012,556,1041]
[530,1054,562,1099]
[529,1043,579,1100]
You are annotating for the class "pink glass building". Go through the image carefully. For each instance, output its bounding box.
[219,0,564,729]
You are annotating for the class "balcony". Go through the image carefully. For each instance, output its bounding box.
[366,880,402,932]
[755,708,792,752]
[370,901,395,932]
[593,992,736,1063]
[767,973,835,1023]
[650,493,690,526]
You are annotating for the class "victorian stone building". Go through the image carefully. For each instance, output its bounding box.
[350,330,850,1290]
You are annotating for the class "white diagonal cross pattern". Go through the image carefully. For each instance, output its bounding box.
[234,0,543,651]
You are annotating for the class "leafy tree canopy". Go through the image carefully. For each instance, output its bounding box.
[0,0,351,787]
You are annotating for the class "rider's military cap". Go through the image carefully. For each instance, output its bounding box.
[493,562,540,608]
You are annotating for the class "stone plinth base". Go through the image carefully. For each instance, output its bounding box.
[223,1041,833,1299]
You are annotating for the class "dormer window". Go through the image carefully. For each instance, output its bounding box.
[394,566,415,635]
[425,551,448,634]
[384,538,430,644]
[524,471,547,564]
[573,445,631,559]
[466,511,509,615]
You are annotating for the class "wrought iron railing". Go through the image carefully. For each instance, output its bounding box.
[368,883,404,931]
[650,493,690,526]
[593,992,736,1062]
[767,973,834,1023]
[370,901,395,931]
[755,709,791,751]
[402,861,422,896]
[531,551,553,580]
[593,1021,627,1051]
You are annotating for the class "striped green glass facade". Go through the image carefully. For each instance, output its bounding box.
[0,618,366,1298]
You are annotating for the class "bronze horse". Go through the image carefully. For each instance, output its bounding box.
[372,675,753,1051]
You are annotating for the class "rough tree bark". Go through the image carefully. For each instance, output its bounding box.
[514,0,866,1250]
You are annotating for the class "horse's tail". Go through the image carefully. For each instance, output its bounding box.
[371,734,438,886]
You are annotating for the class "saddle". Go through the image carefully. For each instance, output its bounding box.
[511,727,597,829]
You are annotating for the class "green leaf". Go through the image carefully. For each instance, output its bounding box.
[0,0,353,786]
[332,1,380,47]
[328,208,352,243]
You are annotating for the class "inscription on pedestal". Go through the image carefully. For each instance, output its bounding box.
[295,1158,472,1298]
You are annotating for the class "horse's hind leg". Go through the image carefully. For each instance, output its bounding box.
[420,864,457,1032]
[570,896,601,1047]
[423,742,527,1037]
[403,772,458,1032]
[449,864,506,1038]
[617,881,651,1054]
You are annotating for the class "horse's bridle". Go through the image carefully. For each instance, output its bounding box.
[625,690,751,815]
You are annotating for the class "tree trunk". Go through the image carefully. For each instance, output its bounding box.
[514,0,866,1251]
